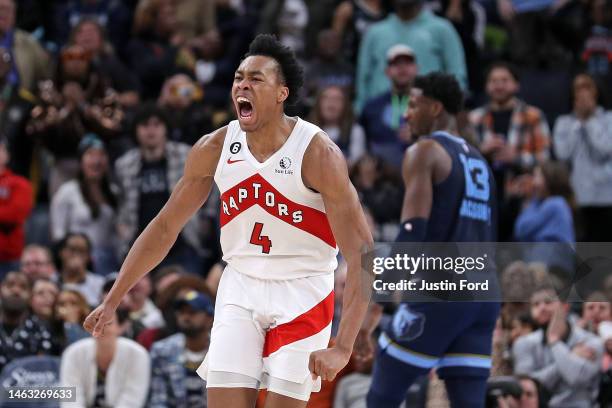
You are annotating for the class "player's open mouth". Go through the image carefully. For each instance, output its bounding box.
[237,96,254,120]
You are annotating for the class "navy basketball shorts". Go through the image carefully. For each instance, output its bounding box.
[369,302,500,404]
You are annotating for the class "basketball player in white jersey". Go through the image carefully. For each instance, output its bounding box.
[83,34,373,407]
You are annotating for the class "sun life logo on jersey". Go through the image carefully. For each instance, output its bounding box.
[276,157,293,175]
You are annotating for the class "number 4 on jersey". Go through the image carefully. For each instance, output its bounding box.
[250,222,272,254]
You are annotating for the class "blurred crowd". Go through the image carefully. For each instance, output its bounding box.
[0,0,611,407]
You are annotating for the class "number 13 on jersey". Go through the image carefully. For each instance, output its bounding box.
[250,222,272,254]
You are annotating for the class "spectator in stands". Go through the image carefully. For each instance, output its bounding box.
[127,0,183,99]
[29,283,89,351]
[54,44,126,139]
[500,261,539,306]
[60,309,151,408]
[124,276,165,329]
[51,134,118,276]
[115,103,203,274]
[516,375,547,408]
[256,0,310,60]
[355,0,467,111]
[429,0,487,93]
[471,62,551,188]
[514,161,575,243]
[54,288,91,346]
[498,0,575,69]
[350,154,403,232]
[511,313,537,344]
[136,271,209,351]
[56,233,104,307]
[28,44,125,195]
[149,290,213,408]
[29,278,59,321]
[578,291,611,334]
[20,244,57,282]
[495,313,537,378]
[486,376,523,407]
[304,29,354,106]
[174,0,217,41]
[0,45,36,180]
[553,73,612,242]
[513,284,603,407]
[470,62,550,240]
[598,321,612,406]
[309,85,366,166]
[581,0,612,108]
[0,271,57,371]
[493,262,540,376]
[98,274,148,341]
[69,18,140,108]
[157,74,212,146]
[333,340,376,408]
[0,0,50,92]
[188,0,256,110]
[332,0,387,63]
[359,44,417,169]
[0,137,33,279]
[52,0,132,58]
[151,264,184,300]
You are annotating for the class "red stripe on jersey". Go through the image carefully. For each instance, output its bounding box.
[219,173,336,247]
[262,291,334,357]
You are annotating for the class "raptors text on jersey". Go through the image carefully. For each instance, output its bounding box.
[214,117,339,279]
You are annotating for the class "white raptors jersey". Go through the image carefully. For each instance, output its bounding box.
[214,117,339,280]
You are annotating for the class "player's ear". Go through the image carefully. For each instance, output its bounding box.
[278,86,289,104]
[431,101,443,117]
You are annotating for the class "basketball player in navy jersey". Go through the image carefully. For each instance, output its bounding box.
[357,73,500,407]
[84,35,373,407]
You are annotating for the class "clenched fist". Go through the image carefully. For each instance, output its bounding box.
[83,302,116,338]
[308,347,351,382]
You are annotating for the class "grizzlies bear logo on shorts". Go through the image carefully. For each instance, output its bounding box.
[391,304,425,342]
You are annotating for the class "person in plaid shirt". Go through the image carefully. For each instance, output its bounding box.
[470,62,550,174]
[469,62,551,240]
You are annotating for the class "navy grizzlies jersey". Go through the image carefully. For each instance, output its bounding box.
[370,131,501,408]
[424,131,497,242]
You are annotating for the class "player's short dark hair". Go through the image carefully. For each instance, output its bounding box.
[413,72,463,115]
[486,61,520,82]
[245,34,304,106]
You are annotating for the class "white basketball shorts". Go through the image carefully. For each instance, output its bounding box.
[196,265,334,401]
